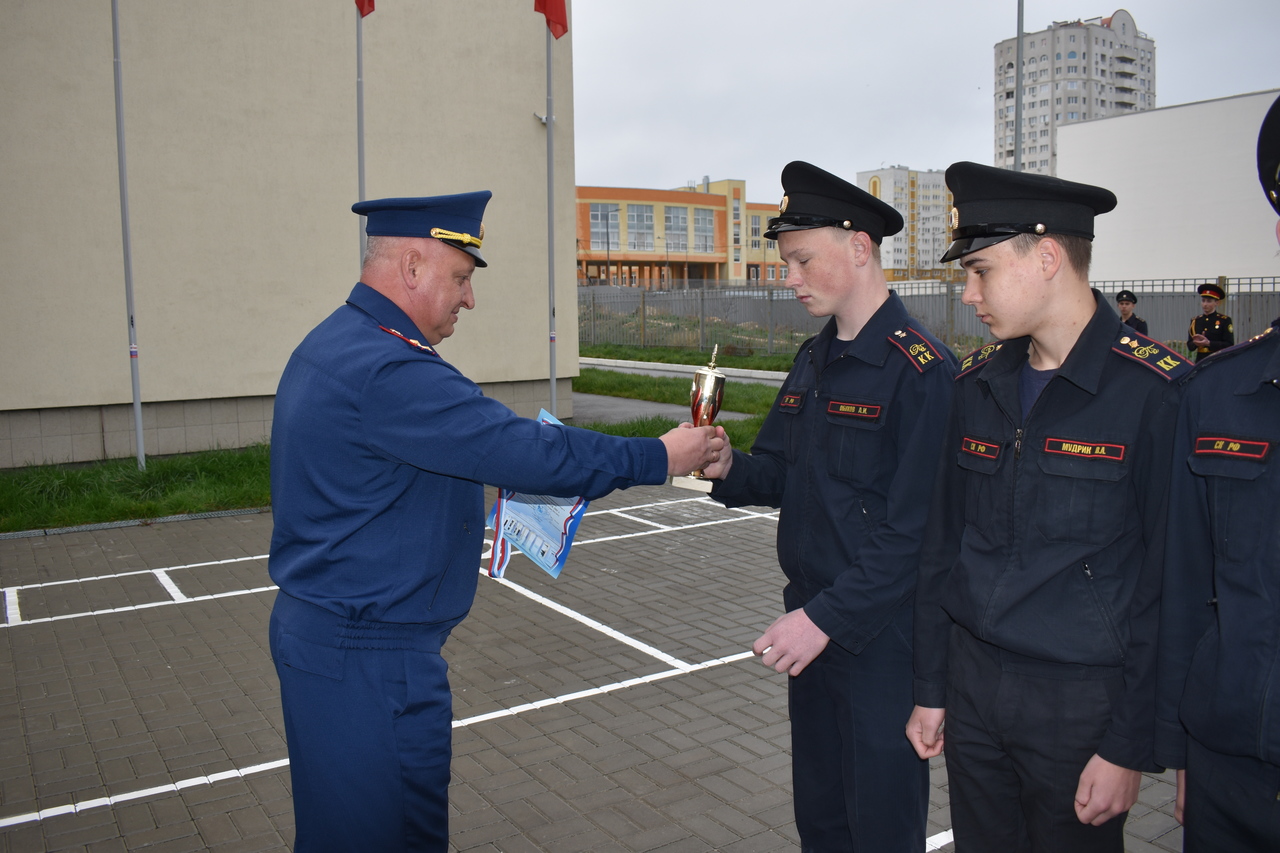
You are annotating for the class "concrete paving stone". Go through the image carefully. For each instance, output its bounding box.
[618,823,690,852]
[1125,807,1182,843]
[0,826,47,853]
[717,829,798,853]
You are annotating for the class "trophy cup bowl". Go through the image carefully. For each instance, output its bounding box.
[672,346,726,491]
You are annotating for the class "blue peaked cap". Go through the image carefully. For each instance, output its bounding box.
[353,191,492,267]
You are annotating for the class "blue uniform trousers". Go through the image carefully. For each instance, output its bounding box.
[1184,737,1280,852]
[943,625,1127,853]
[270,593,454,852]
[789,603,928,852]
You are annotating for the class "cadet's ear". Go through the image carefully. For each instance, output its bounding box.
[1038,237,1063,280]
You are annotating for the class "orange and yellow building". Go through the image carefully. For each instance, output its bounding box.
[576,179,784,288]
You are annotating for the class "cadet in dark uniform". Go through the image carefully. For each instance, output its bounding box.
[1115,290,1148,336]
[268,192,724,852]
[701,161,957,852]
[906,163,1191,852]
[1187,281,1234,361]
[1156,91,1280,852]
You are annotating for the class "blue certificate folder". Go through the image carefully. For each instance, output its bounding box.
[485,410,589,579]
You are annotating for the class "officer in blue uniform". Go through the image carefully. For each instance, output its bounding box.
[906,163,1192,852]
[701,161,957,852]
[1156,91,1280,851]
[268,192,724,852]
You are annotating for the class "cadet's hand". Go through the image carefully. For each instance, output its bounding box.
[752,608,829,676]
[1175,768,1186,825]
[906,706,946,759]
[1074,753,1140,826]
[698,430,734,479]
[660,424,725,476]
[1191,333,1209,347]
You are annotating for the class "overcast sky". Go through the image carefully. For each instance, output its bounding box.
[569,0,1280,203]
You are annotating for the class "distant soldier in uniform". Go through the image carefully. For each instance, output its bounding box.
[1187,281,1233,361]
[701,161,957,852]
[1115,290,1148,336]
[906,162,1192,852]
[1156,91,1280,852]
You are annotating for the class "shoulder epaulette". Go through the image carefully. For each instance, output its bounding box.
[1198,323,1278,365]
[1111,329,1190,381]
[378,324,439,357]
[956,342,1004,379]
[887,327,946,373]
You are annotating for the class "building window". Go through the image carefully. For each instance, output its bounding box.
[733,248,741,263]
[590,203,619,251]
[767,266,776,281]
[751,215,761,238]
[779,265,788,279]
[766,238,776,250]
[732,199,740,221]
[1068,111,1079,120]
[733,223,740,247]
[693,208,715,253]
[627,204,654,251]
[664,206,688,252]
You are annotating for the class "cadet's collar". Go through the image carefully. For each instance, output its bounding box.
[816,291,910,367]
[978,290,1114,396]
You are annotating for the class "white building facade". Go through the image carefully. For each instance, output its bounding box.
[994,8,1155,174]
[856,167,957,281]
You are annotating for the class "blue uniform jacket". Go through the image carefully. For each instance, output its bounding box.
[1156,324,1280,769]
[710,292,957,653]
[269,283,668,626]
[914,293,1190,772]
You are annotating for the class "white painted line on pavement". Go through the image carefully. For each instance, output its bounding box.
[490,572,694,671]
[0,758,290,829]
[452,650,756,728]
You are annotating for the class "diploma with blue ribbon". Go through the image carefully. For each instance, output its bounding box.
[485,410,589,579]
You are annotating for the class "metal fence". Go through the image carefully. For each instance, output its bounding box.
[578,277,1280,357]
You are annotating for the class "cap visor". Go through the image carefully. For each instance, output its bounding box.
[940,233,1018,263]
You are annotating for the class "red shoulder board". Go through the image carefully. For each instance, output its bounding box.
[957,342,1004,379]
[887,327,945,373]
[1111,329,1190,381]
[379,325,439,357]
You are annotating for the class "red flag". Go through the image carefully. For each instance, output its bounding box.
[534,0,567,39]
[355,0,374,17]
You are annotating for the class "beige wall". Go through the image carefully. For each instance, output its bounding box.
[1057,89,1279,281]
[1,2,577,448]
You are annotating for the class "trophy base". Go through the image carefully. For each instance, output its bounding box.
[670,474,713,493]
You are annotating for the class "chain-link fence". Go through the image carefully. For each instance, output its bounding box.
[578,278,1280,358]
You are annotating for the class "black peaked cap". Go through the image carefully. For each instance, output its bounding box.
[1259,92,1280,216]
[941,161,1116,262]
[765,161,903,244]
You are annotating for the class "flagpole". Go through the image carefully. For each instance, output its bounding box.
[544,27,558,417]
[356,9,368,266]
[111,0,146,470]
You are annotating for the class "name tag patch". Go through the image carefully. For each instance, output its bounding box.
[828,401,881,420]
[780,393,803,410]
[1194,436,1271,460]
[962,437,1000,460]
[1044,438,1126,461]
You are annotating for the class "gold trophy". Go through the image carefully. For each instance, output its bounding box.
[672,345,726,492]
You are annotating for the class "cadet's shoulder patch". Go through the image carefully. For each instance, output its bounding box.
[1111,329,1190,381]
[956,342,1004,379]
[887,327,945,373]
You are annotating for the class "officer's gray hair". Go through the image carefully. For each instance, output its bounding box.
[361,235,394,268]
